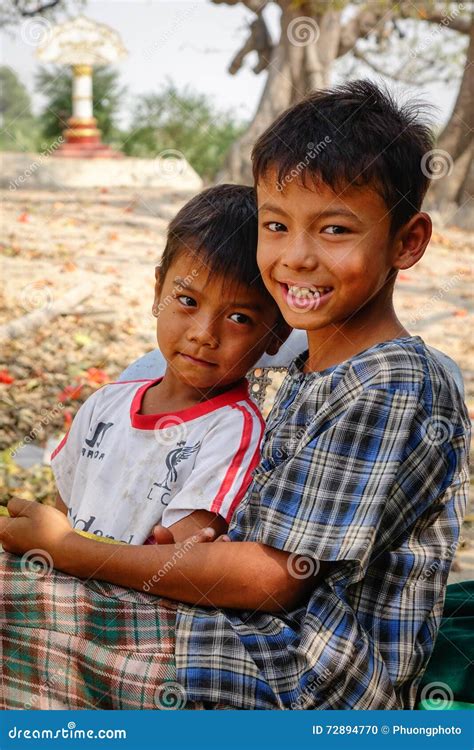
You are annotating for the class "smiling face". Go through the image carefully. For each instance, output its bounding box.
[256,170,430,367]
[154,250,284,395]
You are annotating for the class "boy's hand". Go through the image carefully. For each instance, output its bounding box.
[151,523,231,545]
[151,523,220,545]
[0,497,74,562]
[150,509,229,546]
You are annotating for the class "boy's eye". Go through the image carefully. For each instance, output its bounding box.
[229,312,251,325]
[264,221,287,233]
[177,295,196,307]
[322,225,349,235]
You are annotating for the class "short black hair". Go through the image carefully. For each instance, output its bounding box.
[252,79,435,233]
[159,184,266,293]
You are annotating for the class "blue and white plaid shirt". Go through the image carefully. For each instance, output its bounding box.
[176,336,470,709]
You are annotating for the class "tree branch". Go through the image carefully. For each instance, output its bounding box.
[337,1,469,59]
[228,13,273,75]
[10,0,63,16]
[211,0,269,13]
[397,2,471,35]
[351,46,460,85]
[337,5,394,58]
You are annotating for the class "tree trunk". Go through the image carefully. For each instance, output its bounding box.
[218,2,342,183]
[450,144,474,229]
[217,42,293,184]
[429,21,473,215]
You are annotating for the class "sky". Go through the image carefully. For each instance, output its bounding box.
[0,0,463,130]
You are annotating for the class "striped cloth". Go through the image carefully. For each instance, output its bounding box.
[0,551,181,710]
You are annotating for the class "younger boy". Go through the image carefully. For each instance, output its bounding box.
[51,184,287,545]
[1,81,470,710]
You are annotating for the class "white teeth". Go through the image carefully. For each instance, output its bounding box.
[288,284,330,298]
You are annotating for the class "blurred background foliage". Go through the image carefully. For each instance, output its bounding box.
[0,65,248,181]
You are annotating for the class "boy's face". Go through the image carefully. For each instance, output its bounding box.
[153,251,284,393]
[256,171,407,337]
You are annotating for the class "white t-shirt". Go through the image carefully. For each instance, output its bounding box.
[51,378,264,544]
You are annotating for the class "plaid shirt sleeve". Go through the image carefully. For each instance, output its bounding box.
[176,338,470,710]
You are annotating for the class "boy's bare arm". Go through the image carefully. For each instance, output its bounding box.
[66,533,312,612]
[0,499,320,613]
[56,493,68,515]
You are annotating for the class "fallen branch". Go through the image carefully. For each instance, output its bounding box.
[0,282,93,343]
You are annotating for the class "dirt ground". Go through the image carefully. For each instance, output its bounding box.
[1,186,473,582]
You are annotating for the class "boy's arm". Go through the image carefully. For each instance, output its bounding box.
[56,493,69,516]
[0,499,321,613]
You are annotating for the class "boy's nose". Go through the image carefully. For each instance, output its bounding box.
[280,234,319,272]
[186,319,219,348]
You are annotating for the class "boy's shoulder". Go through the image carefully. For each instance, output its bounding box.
[348,336,461,396]
[342,336,469,430]
[78,378,152,413]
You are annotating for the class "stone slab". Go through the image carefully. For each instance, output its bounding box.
[1,152,203,191]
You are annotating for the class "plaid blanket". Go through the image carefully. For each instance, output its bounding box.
[0,550,192,710]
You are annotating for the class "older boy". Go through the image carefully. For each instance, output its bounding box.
[0,81,470,710]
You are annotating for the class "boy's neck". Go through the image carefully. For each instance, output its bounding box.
[140,369,241,415]
[304,308,409,373]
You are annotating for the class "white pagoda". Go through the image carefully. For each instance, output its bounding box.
[37,15,127,157]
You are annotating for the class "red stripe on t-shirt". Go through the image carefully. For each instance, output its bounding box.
[210,403,254,517]
[225,399,265,521]
[50,430,70,461]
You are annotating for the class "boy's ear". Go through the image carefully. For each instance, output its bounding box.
[392,212,432,270]
[265,319,292,356]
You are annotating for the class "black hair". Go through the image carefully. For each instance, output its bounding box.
[159,184,267,293]
[252,79,435,233]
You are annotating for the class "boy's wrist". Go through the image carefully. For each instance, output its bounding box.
[56,531,106,578]
[53,530,82,575]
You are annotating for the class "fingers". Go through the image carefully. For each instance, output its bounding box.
[189,527,216,544]
[7,497,34,518]
[152,525,175,545]
[216,534,231,542]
